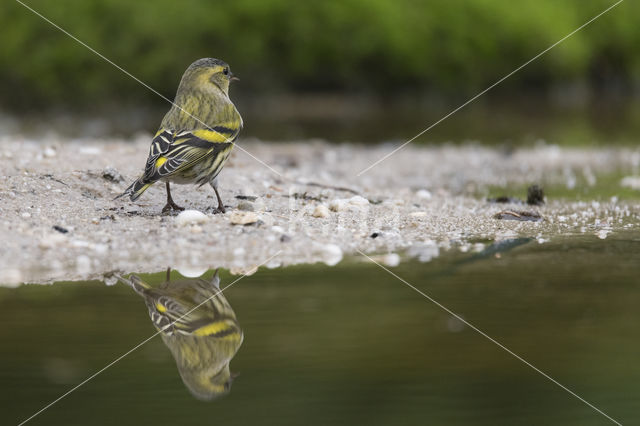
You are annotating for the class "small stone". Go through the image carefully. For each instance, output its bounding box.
[382,253,400,267]
[416,189,432,200]
[229,211,259,225]
[409,211,428,218]
[53,225,69,234]
[348,195,369,206]
[175,210,209,227]
[43,147,57,158]
[312,205,330,218]
[329,196,369,212]
[21,212,31,219]
[320,244,342,266]
[237,201,255,211]
[370,232,380,238]
[102,167,124,183]
[175,265,208,278]
[103,275,118,286]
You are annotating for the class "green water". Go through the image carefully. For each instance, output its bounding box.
[2,234,639,425]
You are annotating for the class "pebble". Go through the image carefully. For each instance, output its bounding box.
[43,147,57,158]
[382,253,401,267]
[319,243,343,266]
[102,166,124,183]
[416,189,432,200]
[409,211,428,218]
[237,201,255,211]
[21,212,31,219]
[312,205,330,218]
[329,195,370,212]
[175,265,208,278]
[175,210,209,227]
[229,211,259,225]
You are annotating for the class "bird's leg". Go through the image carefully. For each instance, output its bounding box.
[212,185,226,214]
[162,182,184,213]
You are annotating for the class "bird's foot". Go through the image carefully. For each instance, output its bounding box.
[162,202,185,213]
[207,205,226,214]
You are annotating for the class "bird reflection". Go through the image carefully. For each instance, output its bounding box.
[119,268,243,400]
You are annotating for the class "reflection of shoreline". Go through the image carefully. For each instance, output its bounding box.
[3,94,640,143]
[119,269,243,401]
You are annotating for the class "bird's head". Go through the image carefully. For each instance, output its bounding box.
[178,57,238,96]
[180,362,237,401]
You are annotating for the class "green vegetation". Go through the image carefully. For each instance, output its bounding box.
[2,0,639,108]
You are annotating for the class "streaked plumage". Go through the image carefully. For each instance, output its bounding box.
[118,269,243,400]
[117,58,242,213]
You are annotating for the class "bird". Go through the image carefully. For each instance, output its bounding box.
[117,58,242,213]
[118,268,243,400]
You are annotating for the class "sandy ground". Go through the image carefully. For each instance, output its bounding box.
[1,133,639,285]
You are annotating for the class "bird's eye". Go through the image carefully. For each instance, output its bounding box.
[223,68,229,75]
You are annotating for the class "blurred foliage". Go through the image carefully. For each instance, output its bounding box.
[1,0,639,108]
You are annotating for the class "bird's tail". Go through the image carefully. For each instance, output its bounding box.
[115,273,151,295]
[114,177,153,201]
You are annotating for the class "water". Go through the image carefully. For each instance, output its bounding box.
[2,234,639,425]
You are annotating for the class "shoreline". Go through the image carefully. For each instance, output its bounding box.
[1,135,639,285]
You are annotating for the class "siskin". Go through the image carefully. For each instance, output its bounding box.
[117,58,242,213]
[118,269,243,400]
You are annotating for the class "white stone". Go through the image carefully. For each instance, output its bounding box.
[329,196,369,212]
[348,195,370,206]
[320,244,343,266]
[229,211,259,225]
[175,210,209,227]
[409,211,428,218]
[416,189,432,200]
[382,253,401,267]
[43,147,57,158]
[312,205,330,218]
[176,265,208,278]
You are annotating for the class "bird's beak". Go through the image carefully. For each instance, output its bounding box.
[230,72,240,82]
